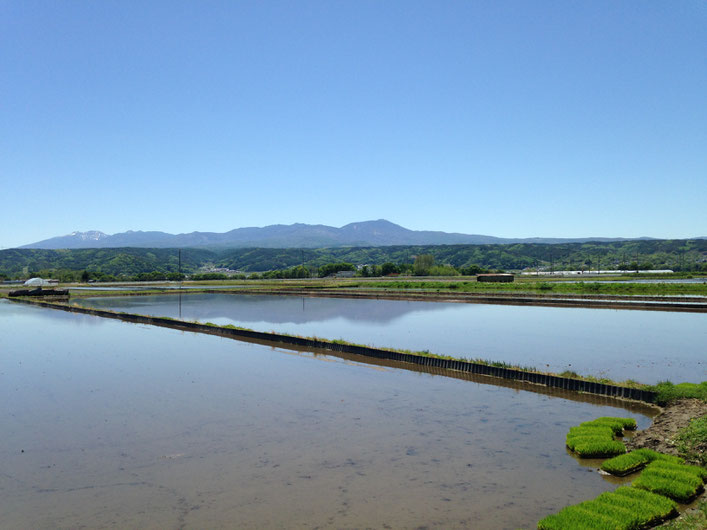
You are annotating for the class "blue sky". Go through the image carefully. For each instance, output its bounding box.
[1,1,705,248]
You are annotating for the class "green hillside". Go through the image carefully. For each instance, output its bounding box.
[1,240,705,280]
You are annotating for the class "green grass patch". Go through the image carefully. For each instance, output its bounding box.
[674,414,707,466]
[537,486,677,529]
[362,278,707,297]
[650,381,707,405]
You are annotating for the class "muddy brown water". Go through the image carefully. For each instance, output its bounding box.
[1,300,656,529]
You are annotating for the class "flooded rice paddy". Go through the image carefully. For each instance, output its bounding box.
[76,293,706,384]
[1,299,656,529]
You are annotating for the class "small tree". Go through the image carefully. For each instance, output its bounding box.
[381,262,399,276]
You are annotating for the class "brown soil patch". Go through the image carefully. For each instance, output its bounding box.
[626,399,707,459]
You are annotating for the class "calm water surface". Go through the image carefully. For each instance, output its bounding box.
[77,293,706,384]
[2,300,654,529]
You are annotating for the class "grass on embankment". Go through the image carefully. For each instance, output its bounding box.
[358,279,707,297]
[674,415,707,467]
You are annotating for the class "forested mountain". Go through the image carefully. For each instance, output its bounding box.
[21,219,666,249]
[1,240,705,280]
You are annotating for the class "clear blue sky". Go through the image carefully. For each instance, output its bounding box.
[1,1,705,248]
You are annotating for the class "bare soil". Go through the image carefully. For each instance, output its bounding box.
[626,399,707,458]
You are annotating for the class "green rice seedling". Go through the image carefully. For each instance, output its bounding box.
[603,486,678,524]
[612,485,677,513]
[599,448,683,476]
[650,451,685,465]
[579,498,644,527]
[537,504,625,530]
[537,486,678,530]
[581,417,635,435]
[645,460,707,482]
[580,420,624,436]
[595,492,667,527]
[572,439,626,458]
[566,436,603,452]
[566,421,627,457]
[634,465,705,503]
[593,416,638,430]
[601,450,656,476]
[566,431,614,452]
[568,424,615,437]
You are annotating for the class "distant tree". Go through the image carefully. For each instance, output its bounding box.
[460,264,488,276]
[380,262,400,276]
[413,254,435,276]
[318,262,355,277]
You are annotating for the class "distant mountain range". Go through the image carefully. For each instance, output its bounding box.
[21,219,669,250]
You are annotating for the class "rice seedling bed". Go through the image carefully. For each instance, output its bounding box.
[601,449,684,477]
[633,461,707,503]
[537,486,677,530]
[565,417,635,458]
[542,416,705,528]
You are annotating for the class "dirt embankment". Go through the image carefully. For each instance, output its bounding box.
[626,399,707,459]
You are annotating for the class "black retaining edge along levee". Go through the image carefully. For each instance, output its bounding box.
[10,298,658,404]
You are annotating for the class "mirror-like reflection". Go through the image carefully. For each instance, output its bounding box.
[2,300,654,529]
[75,293,707,384]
